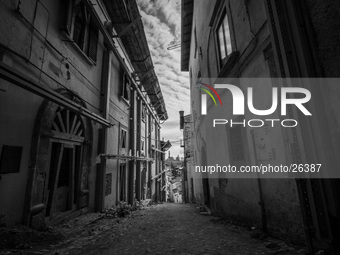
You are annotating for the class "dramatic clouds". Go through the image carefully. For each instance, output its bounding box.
[137,0,190,158]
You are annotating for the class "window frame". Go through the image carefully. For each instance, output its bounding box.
[211,2,238,75]
[141,105,146,122]
[121,73,131,104]
[120,128,127,150]
[63,0,99,63]
[216,10,232,65]
[140,138,145,156]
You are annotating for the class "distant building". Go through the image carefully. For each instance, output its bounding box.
[181,114,194,203]
[0,0,167,228]
[181,0,340,252]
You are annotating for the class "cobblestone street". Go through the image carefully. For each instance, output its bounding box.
[73,203,301,255]
[1,0,340,254]
[0,203,304,255]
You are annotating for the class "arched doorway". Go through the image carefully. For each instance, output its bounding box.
[45,107,85,220]
[24,90,92,228]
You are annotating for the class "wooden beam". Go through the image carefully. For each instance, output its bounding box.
[0,62,112,127]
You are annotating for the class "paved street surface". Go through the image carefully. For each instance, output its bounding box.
[1,203,303,255]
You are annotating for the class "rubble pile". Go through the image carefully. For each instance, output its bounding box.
[0,201,149,254]
[0,225,63,251]
[103,201,143,219]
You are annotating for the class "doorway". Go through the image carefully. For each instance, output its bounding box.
[25,91,92,228]
[119,164,126,202]
[44,106,86,221]
[202,178,210,208]
[46,143,82,218]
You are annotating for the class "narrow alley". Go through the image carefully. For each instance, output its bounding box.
[1,203,303,255]
[1,0,340,254]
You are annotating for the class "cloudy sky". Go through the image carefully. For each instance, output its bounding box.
[137,0,191,158]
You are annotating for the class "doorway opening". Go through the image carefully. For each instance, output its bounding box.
[45,106,87,221]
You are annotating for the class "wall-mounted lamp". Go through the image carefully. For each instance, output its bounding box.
[179,110,184,130]
[179,111,194,131]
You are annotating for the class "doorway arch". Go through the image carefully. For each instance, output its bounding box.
[23,89,93,228]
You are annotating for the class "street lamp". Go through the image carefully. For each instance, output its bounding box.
[179,110,184,130]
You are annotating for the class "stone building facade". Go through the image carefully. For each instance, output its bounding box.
[0,0,167,228]
[181,0,340,252]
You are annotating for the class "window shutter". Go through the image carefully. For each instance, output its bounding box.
[88,18,98,62]
[121,71,125,97]
[62,0,74,35]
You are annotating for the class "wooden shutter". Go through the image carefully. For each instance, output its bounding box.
[121,71,126,99]
[88,17,98,62]
[62,0,74,35]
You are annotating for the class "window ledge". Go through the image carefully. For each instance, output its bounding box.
[62,32,96,66]
[120,96,131,106]
[218,51,239,78]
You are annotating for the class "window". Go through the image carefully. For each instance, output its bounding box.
[64,0,98,62]
[142,105,146,122]
[229,126,246,162]
[122,73,130,102]
[217,11,232,65]
[120,129,127,149]
[140,138,145,156]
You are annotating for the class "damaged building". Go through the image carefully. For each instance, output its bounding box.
[0,0,169,228]
[181,0,340,253]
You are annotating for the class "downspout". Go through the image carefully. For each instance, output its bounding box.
[135,97,142,202]
[95,49,111,211]
[128,86,136,205]
[157,127,161,202]
[182,128,187,203]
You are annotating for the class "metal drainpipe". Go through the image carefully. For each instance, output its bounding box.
[136,98,142,202]
[128,87,136,205]
[95,49,111,211]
